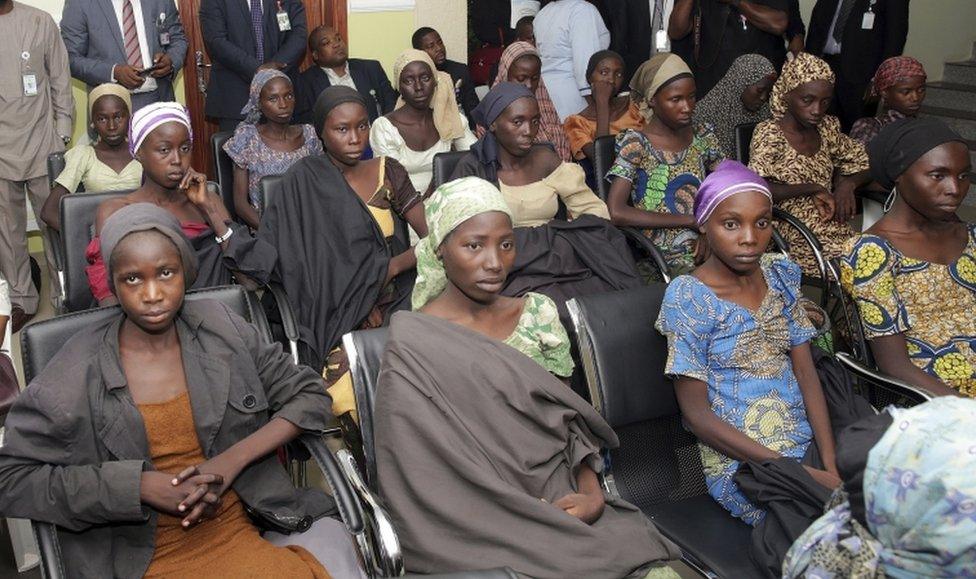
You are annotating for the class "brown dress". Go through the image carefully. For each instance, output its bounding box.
[139,391,331,578]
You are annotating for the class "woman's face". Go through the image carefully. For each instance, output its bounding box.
[91,95,130,148]
[137,122,191,188]
[651,76,697,129]
[507,54,541,94]
[438,211,516,304]
[399,61,436,110]
[785,79,833,128]
[882,76,926,117]
[112,231,185,334]
[740,72,777,113]
[321,102,369,166]
[259,77,295,125]
[588,57,625,94]
[701,190,773,275]
[896,141,972,221]
[491,97,540,157]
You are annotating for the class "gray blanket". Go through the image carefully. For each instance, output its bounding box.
[375,312,680,578]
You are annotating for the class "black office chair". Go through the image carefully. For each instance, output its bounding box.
[59,191,129,312]
[18,285,370,579]
[432,150,470,190]
[212,131,239,222]
[43,153,69,299]
[567,285,760,578]
[734,122,758,165]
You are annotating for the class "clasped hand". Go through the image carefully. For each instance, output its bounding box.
[141,454,242,528]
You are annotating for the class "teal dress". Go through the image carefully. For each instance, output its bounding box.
[655,255,817,524]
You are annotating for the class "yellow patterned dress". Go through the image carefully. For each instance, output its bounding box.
[840,227,976,396]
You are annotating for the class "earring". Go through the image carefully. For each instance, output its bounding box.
[883,186,897,213]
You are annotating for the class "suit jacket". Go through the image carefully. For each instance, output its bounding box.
[609,0,694,84]
[438,59,479,126]
[805,0,910,83]
[198,0,307,120]
[294,59,397,125]
[60,0,188,112]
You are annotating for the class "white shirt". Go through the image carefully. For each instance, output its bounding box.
[534,0,610,121]
[0,275,11,357]
[110,0,157,93]
[323,64,357,90]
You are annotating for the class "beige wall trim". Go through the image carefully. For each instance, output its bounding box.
[349,0,416,13]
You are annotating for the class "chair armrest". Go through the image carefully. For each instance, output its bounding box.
[835,352,934,407]
[298,433,365,536]
[43,228,66,310]
[336,449,403,578]
[33,521,65,579]
[264,282,301,365]
[618,226,671,283]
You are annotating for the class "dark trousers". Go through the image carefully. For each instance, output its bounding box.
[822,54,875,133]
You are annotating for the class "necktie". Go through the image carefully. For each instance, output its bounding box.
[250,0,265,63]
[831,0,857,44]
[122,0,144,69]
[650,0,663,56]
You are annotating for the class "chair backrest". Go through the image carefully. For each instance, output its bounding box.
[212,131,238,221]
[592,135,616,202]
[734,122,758,165]
[47,152,67,190]
[432,151,469,190]
[60,191,129,312]
[258,173,285,210]
[343,327,390,486]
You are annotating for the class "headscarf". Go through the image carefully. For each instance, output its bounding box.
[770,52,834,120]
[128,102,192,158]
[492,41,570,160]
[240,69,291,125]
[871,56,926,97]
[694,54,776,157]
[628,53,693,123]
[100,202,198,294]
[470,82,536,184]
[693,160,771,227]
[585,49,623,81]
[88,83,132,118]
[783,397,976,578]
[411,177,514,310]
[312,85,368,136]
[393,49,465,141]
[868,117,967,189]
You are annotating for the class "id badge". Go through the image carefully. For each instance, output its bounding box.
[22,73,37,96]
[655,29,669,52]
[861,11,875,30]
[159,30,171,46]
[276,10,291,32]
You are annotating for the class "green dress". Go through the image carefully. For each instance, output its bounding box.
[504,292,575,378]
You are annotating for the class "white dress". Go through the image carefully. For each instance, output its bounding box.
[534,0,610,122]
[369,114,477,196]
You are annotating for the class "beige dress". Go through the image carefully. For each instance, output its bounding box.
[499,162,609,227]
[54,145,142,193]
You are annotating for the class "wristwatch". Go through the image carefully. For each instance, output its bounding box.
[59,134,71,145]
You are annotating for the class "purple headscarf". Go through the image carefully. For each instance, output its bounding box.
[128,101,193,158]
[693,160,772,227]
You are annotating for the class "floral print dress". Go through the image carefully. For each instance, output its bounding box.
[840,227,976,396]
[656,255,817,524]
[504,292,575,378]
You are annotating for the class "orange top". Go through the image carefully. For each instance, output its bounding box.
[563,101,644,160]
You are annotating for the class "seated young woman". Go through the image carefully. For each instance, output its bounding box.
[41,84,142,231]
[452,82,609,227]
[841,118,975,398]
[369,49,476,197]
[850,56,927,146]
[492,41,571,161]
[748,53,871,277]
[784,397,976,578]
[693,54,777,159]
[0,203,363,578]
[86,103,265,308]
[563,50,643,163]
[375,176,681,578]
[607,53,725,277]
[223,70,322,229]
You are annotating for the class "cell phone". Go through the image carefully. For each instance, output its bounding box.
[138,63,161,76]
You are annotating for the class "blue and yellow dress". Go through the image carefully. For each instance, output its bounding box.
[840,226,976,397]
[655,255,817,524]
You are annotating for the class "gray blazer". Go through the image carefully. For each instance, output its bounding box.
[60,0,188,112]
[0,300,335,579]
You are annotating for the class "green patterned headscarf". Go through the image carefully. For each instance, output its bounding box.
[411,177,514,310]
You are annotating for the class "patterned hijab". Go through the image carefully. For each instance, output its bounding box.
[240,69,292,125]
[628,53,693,123]
[770,52,835,120]
[694,54,776,157]
[411,177,514,310]
[783,397,976,578]
[492,41,570,161]
[128,102,192,157]
[871,56,926,97]
[393,49,465,141]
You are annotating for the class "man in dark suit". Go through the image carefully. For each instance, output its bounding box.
[412,27,479,126]
[294,25,397,125]
[609,0,694,84]
[198,0,307,133]
[806,0,910,131]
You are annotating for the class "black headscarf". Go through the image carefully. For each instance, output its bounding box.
[868,117,967,189]
[585,49,623,80]
[313,85,369,136]
[469,82,535,184]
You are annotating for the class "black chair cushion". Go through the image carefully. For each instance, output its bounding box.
[432,151,469,190]
[60,191,129,312]
[258,173,284,210]
[47,152,67,190]
[344,327,389,485]
[592,134,616,201]
[212,131,237,221]
[734,122,758,165]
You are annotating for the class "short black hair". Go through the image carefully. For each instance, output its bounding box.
[308,24,331,51]
[515,16,534,33]
[411,27,438,49]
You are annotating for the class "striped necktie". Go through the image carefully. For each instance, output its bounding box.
[122,0,144,69]
[250,0,265,62]
[831,0,857,44]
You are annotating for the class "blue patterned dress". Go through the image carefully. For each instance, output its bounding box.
[655,255,817,524]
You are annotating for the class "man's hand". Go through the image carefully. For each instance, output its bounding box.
[115,64,144,90]
[151,53,174,78]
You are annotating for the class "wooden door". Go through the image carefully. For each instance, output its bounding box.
[176,0,346,178]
